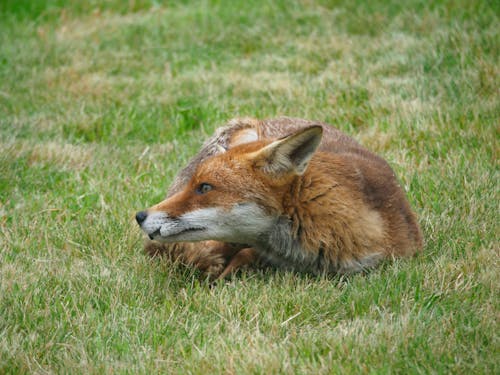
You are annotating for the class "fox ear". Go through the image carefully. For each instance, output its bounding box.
[254,125,323,175]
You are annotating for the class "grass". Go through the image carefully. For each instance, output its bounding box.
[0,0,498,373]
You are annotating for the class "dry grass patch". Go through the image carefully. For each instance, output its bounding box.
[29,142,94,171]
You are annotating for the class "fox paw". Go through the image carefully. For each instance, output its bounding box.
[204,262,225,279]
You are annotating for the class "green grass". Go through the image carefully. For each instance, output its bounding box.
[0,0,498,373]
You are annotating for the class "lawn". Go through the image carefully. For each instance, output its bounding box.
[0,0,498,373]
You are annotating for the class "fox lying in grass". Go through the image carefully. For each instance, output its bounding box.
[137,117,423,279]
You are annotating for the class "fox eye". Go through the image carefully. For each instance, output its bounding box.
[196,183,213,195]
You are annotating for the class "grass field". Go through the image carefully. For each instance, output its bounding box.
[0,0,498,373]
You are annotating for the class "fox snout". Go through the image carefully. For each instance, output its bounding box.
[136,207,209,242]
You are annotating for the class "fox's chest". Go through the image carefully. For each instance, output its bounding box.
[254,217,324,274]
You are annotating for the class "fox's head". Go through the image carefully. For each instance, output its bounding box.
[136,126,323,245]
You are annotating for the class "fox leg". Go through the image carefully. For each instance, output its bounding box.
[143,240,226,276]
[195,241,240,278]
[216,247,258,280]
[144,239,258,280]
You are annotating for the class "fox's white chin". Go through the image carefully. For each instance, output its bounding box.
[159,222,206,239]
[154,226,208,242]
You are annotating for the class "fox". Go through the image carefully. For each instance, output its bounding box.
[137,117,423,279]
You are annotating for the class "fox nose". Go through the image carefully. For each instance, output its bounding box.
[135,211,148,225]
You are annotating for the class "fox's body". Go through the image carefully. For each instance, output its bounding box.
[139,117,422,278]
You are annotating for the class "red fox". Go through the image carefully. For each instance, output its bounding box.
[137,117,423,279]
